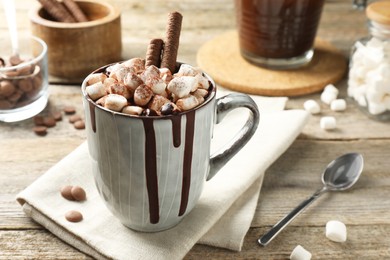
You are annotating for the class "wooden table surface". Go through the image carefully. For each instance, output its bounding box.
[1,0,390,259]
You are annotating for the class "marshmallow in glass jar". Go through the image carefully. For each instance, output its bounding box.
[348,0,390,121]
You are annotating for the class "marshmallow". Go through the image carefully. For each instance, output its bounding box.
[124,73,143,92]
[176,64,201,77]
[167,76,198,98]
[103,77,117,89]
[324,84,339,96]
[96,96,107,107]
[348,36,390,117]
[383,95,390,110]
[110,66,133,83]
[193,88,209,98]
[122,105,143,116]
[106,63,122,74]
[87,73,107,85]
[290,245,312,260]
[148,95,170,112]
[104,94,128,112]
[368,102,387,115]
[122,57,145,73]
[321,90,337,105]
[86,82,107,101]
[320,116,336,130]
[330,99,347,111]
[326,220,347,243]
[109,83,132,99]
[140,65,160,82]
[366,87,383,104]
[303,99,321,114]
[159,68,173,84]
[176,95,199,111]
[146,77,167,95]
[195,74,210,90]
[133,84,154,106]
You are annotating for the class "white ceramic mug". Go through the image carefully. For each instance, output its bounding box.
[81,64,260,232]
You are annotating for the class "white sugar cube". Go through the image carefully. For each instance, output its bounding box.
[303,100,321,114]
[330,99,347,111]
[320,116,336,130]
[326,220,347,243]
[321,91,337,105]
[290,245,312,260]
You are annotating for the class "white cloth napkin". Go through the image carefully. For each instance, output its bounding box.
[17,95,309,260]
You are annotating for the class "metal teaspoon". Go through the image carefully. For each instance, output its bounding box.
[258,153,364,246]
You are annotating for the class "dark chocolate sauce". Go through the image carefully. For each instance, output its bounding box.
[170,116,181,148]
[140,110,196,223]
[89,102,96,133]
[179,111,196,216]
[143,119,160,224]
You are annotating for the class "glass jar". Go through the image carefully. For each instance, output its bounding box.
[348,1,390,121]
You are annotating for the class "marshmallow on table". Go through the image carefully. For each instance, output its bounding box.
[290,245,312,260]
[324,84,339,96]
[326,220,347,243]
[321,90,338,105]
[330,99,347,111]
[320,116,336,130]
[303,99,321,114]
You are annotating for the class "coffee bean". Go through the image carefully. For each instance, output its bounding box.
[69,114,81,123]
[65,210,83,222]
[33,126,47,136]
[61,185,75,201]
[71,186,86,201]
[43,116,56,127]
[73,120,85,129]
[63,105,76,115]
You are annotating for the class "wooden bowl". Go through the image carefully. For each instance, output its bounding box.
[29,0,122,80]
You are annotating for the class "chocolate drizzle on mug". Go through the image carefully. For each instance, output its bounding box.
[143,119,160,224]
[179,111,195,216]
[170,116,181,148]
[88,102,96,133]
[141,111,196,224]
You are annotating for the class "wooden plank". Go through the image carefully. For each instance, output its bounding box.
[287,82,390,140]
[1,139,389,231]
[1,1,389,259]
[252,139,390,227]
[187,225,390,259]
[1,224,389,260]
[0,230,93,260]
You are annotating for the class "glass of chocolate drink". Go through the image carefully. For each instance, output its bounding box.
[235,0,325,70]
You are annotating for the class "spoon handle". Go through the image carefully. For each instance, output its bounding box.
[258,187,327,246]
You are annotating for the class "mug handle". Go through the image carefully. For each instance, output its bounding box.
[207,93,260,181]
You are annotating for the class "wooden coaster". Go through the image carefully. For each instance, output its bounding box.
[197,31,347,96]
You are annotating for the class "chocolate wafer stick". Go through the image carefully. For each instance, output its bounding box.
[38,0,76,23]
[63,0,88,22]
[145,38,164,68]
[161,11,183,73]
